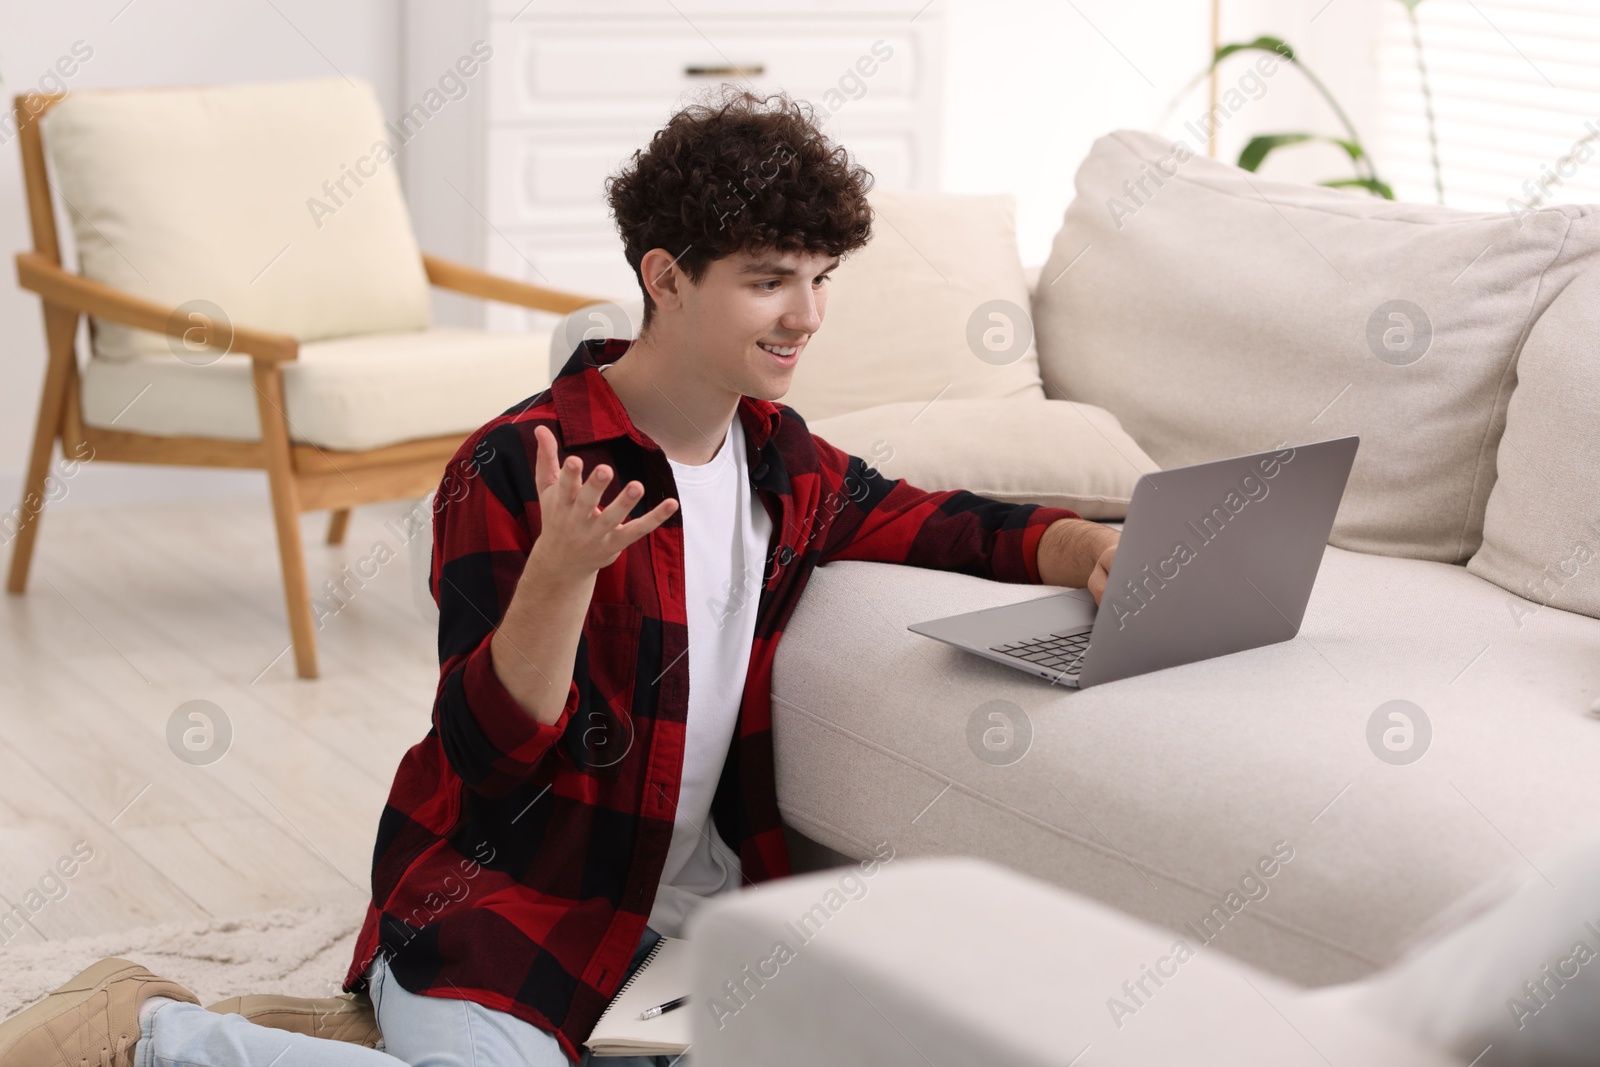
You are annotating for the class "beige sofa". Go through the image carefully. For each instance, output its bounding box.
[532,129,1600,1001]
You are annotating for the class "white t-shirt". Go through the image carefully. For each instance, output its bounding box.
[599,365,771,937]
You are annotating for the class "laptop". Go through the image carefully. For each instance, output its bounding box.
[906,436,1359,689]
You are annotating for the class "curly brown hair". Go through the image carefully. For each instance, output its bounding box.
[605,85,876,332]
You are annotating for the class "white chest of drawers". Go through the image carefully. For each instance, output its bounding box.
[401,0,946,335]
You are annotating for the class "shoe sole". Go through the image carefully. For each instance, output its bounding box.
[0,957,146,1059]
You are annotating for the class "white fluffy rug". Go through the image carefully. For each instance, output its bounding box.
[0,904,363,1023]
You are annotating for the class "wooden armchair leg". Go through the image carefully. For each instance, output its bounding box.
[5,429,54,595]
[327,508,351,545]
[263,463,319,679]
[252,363,320,680]
[7,304,80,595]
[5,441,52,595]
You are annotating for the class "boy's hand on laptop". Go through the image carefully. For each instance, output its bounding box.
[1038,518,1120,605]
[1086,536,1117,606]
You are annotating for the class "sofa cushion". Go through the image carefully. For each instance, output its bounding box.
[79,328,553,451]
[1032,129,1600,563]
[547,189,1047,423]
[43,77,432,361]
[1305,828,1600,1066]
[1467,265,1600,620]
[786,188,1045,421]
[769,550,1600,987]
[688,857,1461,1066]
[807,398,1159,519]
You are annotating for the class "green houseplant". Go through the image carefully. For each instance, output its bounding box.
[1190,0,1443,202]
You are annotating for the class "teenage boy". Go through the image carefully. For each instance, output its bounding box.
[0,87,1118,1067]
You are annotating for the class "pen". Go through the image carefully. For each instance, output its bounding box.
[638,995,689,1020]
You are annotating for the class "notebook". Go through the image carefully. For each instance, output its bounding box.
[584,935,691,1056]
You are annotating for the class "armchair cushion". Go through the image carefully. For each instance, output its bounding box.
[79,327,553,451]
[42,77,432,361]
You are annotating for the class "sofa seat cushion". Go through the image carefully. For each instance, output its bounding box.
[43,77,432,360]
[770,549,1600,986]
[1032,129,1600,563]
[80,328,554,452]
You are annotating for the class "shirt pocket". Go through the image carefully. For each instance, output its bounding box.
[558,600,644,779]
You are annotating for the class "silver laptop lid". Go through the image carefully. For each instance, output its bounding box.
[1076,436,1359,688]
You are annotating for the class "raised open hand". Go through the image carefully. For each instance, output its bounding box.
[530,424,678,575]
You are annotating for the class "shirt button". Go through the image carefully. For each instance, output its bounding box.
[753,462,769,479]
[779,546,794,565]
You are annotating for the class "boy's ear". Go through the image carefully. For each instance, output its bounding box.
[640,247,687,313]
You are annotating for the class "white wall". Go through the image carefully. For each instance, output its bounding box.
[0,0,400,507]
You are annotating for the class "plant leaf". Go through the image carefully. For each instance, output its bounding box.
[1321,177,1397,200]
[1238,133,1366,173]
[1173,35,1297,106]
[1397,0,1425,11]
[1329,138,1364,162]
[1238,133,1315,172]
[1212,35,1295,68]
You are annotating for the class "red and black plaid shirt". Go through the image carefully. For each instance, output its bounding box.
[342,338,1081,1059]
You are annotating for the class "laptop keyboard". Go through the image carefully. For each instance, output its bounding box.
[990,630,1092,676]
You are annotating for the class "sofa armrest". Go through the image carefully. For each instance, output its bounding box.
[686,856,1461,1066]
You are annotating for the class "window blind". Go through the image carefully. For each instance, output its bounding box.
[1372,0,1600,212]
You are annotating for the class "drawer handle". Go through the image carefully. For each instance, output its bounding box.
[684,64,765,77]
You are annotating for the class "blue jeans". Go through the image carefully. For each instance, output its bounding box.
[135,926,683,1067]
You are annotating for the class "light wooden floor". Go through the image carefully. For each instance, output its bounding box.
[0,495,439,947]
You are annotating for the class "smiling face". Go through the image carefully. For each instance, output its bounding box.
[668,246,841,401]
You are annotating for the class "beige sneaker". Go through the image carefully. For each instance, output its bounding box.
[0,957,200,1067]
[205,991,380,1047]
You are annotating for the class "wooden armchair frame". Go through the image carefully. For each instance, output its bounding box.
[6,92,602,679]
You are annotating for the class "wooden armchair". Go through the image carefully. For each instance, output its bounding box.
[7,84,602,679]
